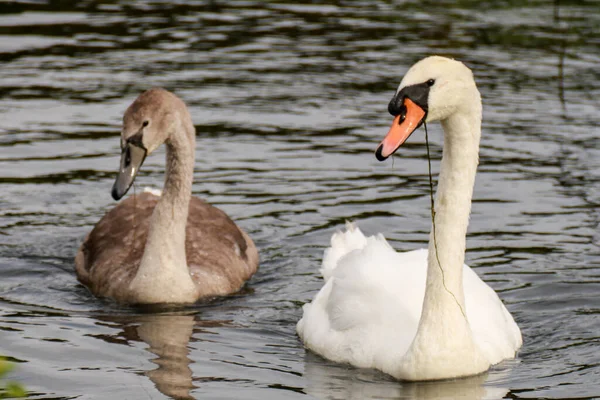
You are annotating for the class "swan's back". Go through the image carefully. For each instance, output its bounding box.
[76,191,258,302]
[297,224,522,375]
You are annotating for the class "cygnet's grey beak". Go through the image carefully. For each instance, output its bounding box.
[111,143,147,200]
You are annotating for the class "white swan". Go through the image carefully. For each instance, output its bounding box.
[76,88,259,304]
[297,56,522,381]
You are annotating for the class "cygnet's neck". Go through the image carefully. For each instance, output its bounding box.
[129,116,198,303]
[397,98,490,380]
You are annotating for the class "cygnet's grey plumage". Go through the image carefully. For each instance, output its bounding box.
[76,88,258,304]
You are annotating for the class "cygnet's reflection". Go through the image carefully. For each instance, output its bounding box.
[136,314,196,400]
[303,353,510,400]
[94,311,224,400]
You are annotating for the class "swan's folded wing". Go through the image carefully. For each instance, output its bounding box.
[320,222,368,281]
[298,230,427,367]
[463,266,523,363]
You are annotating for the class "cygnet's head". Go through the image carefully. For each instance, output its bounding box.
[112,88,191,200]
[375,56,480,161]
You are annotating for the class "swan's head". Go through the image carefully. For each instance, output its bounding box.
[375,56,479,161]
[112,88,189,200]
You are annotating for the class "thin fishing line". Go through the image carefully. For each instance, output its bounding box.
[424,122,466,318]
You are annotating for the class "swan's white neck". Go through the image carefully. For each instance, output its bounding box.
[425,110,481,316]
[396,99,490,380]
[128,117,198,303]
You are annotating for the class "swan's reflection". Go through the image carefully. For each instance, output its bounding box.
[303,353,510,400]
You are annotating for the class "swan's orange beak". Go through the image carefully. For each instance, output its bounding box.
[375,98,426,161]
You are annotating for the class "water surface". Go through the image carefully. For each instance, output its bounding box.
[0,1,599,399]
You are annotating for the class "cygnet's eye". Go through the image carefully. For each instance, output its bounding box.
[426,79,435,87]
[142,120,149,128]
[124,146,131,167]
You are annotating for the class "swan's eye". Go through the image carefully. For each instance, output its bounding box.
[426,79,435,87]
[142,120,149,128]
[398,105,407,124]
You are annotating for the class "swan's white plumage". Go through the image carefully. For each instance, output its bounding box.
[297,223,522,378]
[297,56,522,381]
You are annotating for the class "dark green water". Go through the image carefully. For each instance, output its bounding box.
[0,1,599,399]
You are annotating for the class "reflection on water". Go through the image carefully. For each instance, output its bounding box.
[139,315,196,400]
[97,313,198,400]
[304,354,510,400]
[0,0,599,399]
